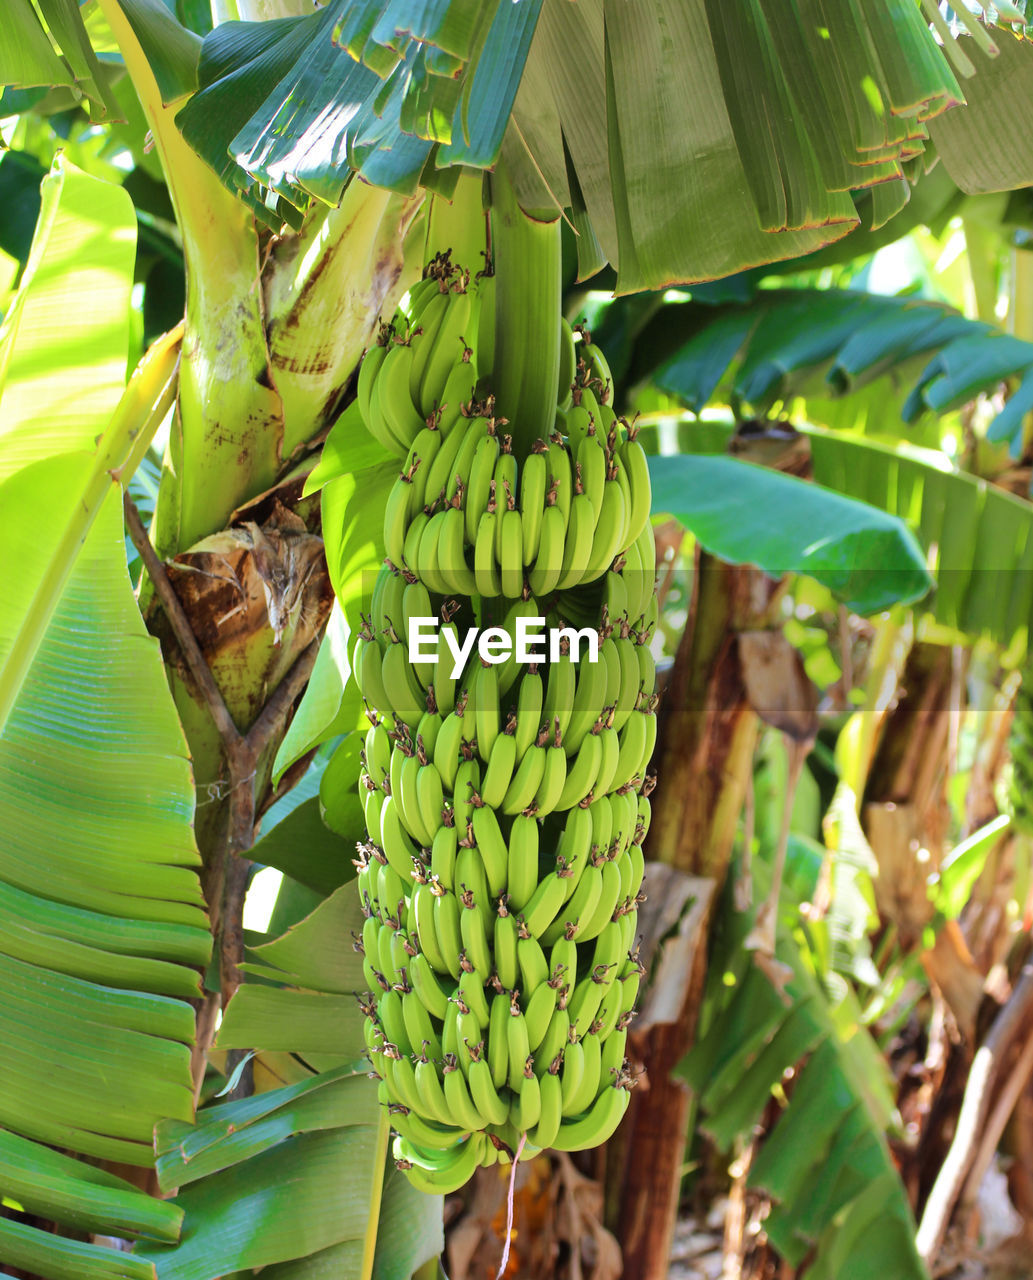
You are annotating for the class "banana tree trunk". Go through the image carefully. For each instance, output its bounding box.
[611,552,779,1280]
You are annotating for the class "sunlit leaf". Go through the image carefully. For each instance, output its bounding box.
[648,454,932,614]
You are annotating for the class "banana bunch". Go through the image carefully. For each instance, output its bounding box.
[357,251,492,458]
[378,326,652,600]
[350,281,656,1192]
[1009,670,1033,835]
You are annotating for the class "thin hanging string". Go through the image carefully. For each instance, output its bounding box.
[496,1132,528,1280]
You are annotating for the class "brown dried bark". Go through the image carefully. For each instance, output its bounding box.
[612,554,781,1280]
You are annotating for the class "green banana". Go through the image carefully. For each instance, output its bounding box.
[537,1002,570,1067]
[380,794,420,880]
[393,1131,486,1194]
[519,442,548,565]
[577,433,607,521]
[506,813,540,910]
[411,879,450,974]
[580,338,614,396]
[528,499,565,597]
[583,478,628,583]
[487,988,511,1089]
[502,741,547,816]
[465,431,499,544]
[556,490,596,592]
[563,655,609,756]
[378,340,425,450]
[357,340,392,450]
[593,723,620,797]
[499,508,524,598]
[459,894,493,974]
[402,507,431,576]
[512,1068,542,1132]
[470,802,508,897]
[409,951,452,1021]
[494,907,520,991]
[455,844,491,916]
[382,641,426,729]
[474,507,501,597]
[564,1029,601,1116]
[524,979,558,1051]
[467,1058,508,1126]
[421,285,475,414]
[481,729,517,808]
[546,438,572,524]
[433,710,464,791]
[435,355,481,435]
[390,1103,466,1150]
[408,285,450,404]
[530,1068,563,1147]
[533,729,568,818]
[404,990,443,1061]
[442,1057,487,1132]
[543,660,576,740]
[619,426,652,553]
[433,886,463,972]
[554,729,602,811]
[512,668,544,757]
[472,661,500,763]
[520,868,570,938]
[550,1084,629,1152]
[437,503,478,595]
[506,1003,531,1092]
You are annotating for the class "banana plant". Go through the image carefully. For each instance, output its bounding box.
[4,4,1033,1280]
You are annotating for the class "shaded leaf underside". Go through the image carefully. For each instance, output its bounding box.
[18,0,1024,289]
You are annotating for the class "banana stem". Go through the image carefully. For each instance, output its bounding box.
[98,0,285,553]
[488,165,562,460]
[425,170,489,276]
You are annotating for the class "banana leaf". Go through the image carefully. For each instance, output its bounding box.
[648,453,932,615]
[64,0,1027,288]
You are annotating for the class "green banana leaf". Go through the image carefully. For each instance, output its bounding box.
[1,0,119,118]
[648,419,1033,653]
[680,852,927,1279]
[47,0,1026,289]
[646,287,1033,434]
[141,731,443,1279]
[270,415,397,784]
[647,453,932,615]
[930,813,1011,921]
[0,156,137,481]
[0,491,210,1279]
[0,157,179,733]
[930,29,1033,195]
[143,864,443,1276]
[140,1077,389,1280]
[0,155,207,1279]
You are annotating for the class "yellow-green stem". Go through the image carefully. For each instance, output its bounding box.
[98,0,283,553]
[488,165,562,458]
[424,170,489,274]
